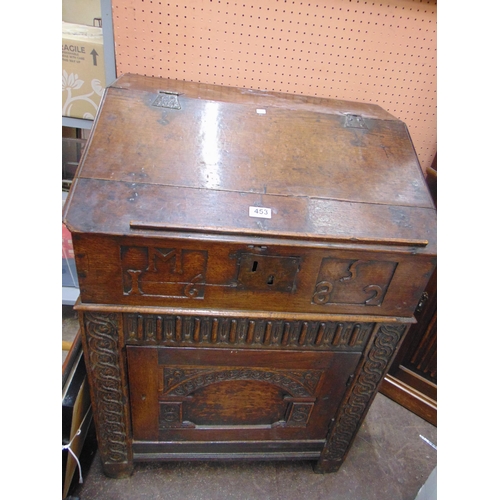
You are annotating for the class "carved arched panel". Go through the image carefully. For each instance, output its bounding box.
[127,345,361,442]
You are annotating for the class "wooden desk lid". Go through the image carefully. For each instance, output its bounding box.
[64,74,436,252]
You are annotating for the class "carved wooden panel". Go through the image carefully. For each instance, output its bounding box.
[161,366,321,398]
[123,312,374,352]
[120,245,400,310]
[315,323,407,472]
[287,402,315,428]
[127,345,361,442]
[159,402,184,430]
[158,365,320,429]
[81,312,132,473]
[312,258,397,307]
[72,233,431,317]
[159,366,322,430]
[121,245,208,299]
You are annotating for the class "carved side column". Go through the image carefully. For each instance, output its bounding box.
[80,311,134,478]
[314,323,408,473]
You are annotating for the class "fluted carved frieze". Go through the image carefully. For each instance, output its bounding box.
[123,313,373,352]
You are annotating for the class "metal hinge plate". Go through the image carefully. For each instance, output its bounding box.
[152,91,181,110]
[344,114,366,129]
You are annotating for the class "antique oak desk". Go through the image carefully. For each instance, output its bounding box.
[63,74,437,478]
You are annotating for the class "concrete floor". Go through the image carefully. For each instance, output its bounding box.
[63,305,437,500]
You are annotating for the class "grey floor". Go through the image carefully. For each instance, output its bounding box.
[63,305,437,500]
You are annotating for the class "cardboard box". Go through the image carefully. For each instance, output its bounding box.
[62,22,105,120]
[62,0,101,26]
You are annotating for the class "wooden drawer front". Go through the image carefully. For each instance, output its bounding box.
[127,346,361,443]
[74,235,435,317]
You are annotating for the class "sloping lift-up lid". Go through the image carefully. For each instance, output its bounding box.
[63,73,436,253]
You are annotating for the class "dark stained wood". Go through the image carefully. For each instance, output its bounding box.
[70,232,435,317]
[380,267,437,425]
[381,374,437,426]
[132,439,325,461]
[64,74,436,476]
[127,346,360,443]
[74,75,432,209]
[380,160,437,426]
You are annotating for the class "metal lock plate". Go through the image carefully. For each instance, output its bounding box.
[236,254,300,293]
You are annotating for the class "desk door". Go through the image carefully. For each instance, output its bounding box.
[127,346,361,443]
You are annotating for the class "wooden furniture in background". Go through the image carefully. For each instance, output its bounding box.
[63,74,437,477]
[380,160,437,425]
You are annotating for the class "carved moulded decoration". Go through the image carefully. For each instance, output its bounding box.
[124,313,373,352]
[159,366,321,429]
[287,402,315,427]
[162,366,321,398]
[317,323,406,471]
[120,246,208,299]
[83,312,130,465]
[312,258,397,307]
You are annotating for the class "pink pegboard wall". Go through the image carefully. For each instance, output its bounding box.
[112,0,436,172]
